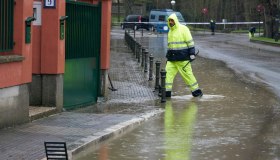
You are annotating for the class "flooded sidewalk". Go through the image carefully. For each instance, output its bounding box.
[77,31,280,160]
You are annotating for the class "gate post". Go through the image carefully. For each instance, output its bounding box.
[39,0,66,111]
[100,0,112,98]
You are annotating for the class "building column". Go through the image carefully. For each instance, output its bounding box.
[100,0,112,97]
[40,0,66,111]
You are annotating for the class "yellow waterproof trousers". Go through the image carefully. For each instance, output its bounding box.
[165,61,199,92]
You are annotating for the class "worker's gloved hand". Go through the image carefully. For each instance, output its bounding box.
[190,55,196,62]
[189,47,196,62]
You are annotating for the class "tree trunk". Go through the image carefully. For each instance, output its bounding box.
[117,0,120,22]
[262,0,279,38]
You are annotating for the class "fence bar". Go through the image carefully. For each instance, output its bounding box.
[149,54,154,80]
[160,69,166,103]
[155,61,161,90]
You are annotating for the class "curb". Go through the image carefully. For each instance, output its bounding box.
[41,109,164,160]
[250,39,280,47]
[29,107,57,122]
[70,109,164,159]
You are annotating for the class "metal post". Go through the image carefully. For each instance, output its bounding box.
[134,41,137,56]
[259,12,261,36]
[141,48,145,67]
[133,40,137,55]
[137,44,141,63]
[134,24,136,38]
[160,69,166,103]
[130,36,133,50]
[149,55,154,81]
[128,35,132,50]
[144,49,149,72]
[155,61,161,90]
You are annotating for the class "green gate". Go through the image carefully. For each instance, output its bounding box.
[64,1,101,109]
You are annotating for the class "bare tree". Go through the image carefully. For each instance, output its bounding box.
[261,0,279,38]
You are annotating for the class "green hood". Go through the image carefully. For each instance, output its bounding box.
[167,13,180,30]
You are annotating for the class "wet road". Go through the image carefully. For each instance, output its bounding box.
[77,29,280,160]
[196,33,280,98]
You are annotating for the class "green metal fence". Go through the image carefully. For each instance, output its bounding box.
[64,1,101,109]
[0,0,14,52]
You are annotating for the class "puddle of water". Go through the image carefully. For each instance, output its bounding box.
[172,94,225,101]
[74,35,280,160]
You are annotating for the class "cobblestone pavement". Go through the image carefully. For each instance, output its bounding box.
[0,29,163,160]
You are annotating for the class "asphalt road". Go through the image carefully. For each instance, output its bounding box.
[195,32,280,98]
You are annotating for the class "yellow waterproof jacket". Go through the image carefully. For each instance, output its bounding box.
[166,13,195,61]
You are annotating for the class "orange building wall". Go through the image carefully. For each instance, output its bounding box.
[0,0,33,88]
[100,0,112,69]
[40,0,65,74]
[32,26,41,74]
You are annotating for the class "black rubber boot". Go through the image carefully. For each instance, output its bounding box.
[192,89,203,97]
[166,91,171,97]
[158,91,171,97]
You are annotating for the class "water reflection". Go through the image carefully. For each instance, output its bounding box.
[164,101,197,160]
[75,100,199,160]
[97,145,108,160]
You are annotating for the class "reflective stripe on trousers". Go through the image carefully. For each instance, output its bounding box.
[165,61,199,92]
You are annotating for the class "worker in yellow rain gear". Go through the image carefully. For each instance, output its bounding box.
[165,13,203,97]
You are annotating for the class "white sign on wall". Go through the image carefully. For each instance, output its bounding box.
[33,2,42,26]
[44,0,56,8]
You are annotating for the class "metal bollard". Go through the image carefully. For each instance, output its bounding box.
[155,61,161,90]
[137,42,141,59]
[160,69,166,103]
[133,24,136,38]
[141,48,145,67]
[144,49,149,72]
[149,55,154,81]
[130,37,134,50]
[134,41,137,56]
[132,39,136,55]
[128,36,132,50]
[137,44,141,63]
